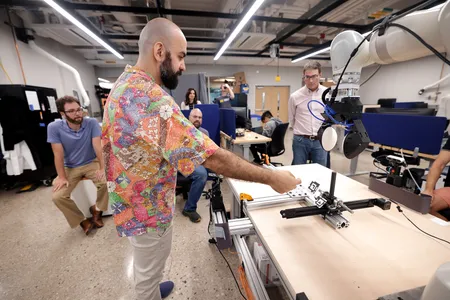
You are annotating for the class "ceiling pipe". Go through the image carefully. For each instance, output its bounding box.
[102,0,140,33]
[28,40,91,107]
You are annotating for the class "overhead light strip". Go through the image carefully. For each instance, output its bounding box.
[214,0,265,61]
[98,77,110,83]
[291,31,371,63]
[42,0,124,59]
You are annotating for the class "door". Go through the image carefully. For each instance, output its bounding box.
[255,86,290,123]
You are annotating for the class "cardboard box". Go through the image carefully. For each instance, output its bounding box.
[253,242,280,286]
[234,72,246,84]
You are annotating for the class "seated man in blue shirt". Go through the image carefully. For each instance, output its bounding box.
[250,110,282,164]
[47,96,108,235]
[182,108,209,223]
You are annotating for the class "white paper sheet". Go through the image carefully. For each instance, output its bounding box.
[25,91,40,111]
[47,96,57,113]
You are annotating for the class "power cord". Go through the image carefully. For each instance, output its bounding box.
[207,199,247,300]
[399,149,423,193]
[390,199,450,246]
[208,236,248,300]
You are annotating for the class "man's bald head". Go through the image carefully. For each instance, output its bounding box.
[189,108,203,129]
[138,18,185,55]
[136,18,187,89]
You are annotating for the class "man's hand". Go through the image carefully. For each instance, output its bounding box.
[53,177,69,192]
[95,169,106,182]
[268,170,302,194]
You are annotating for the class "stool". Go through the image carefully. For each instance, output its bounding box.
[71,178,113,217]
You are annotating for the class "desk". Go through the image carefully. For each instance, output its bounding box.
[227,164,450,300]
[370,142,438,161]
[232,131,272,161]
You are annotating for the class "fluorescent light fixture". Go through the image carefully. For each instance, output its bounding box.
[42,0,124,59]
[214,0,265,60]
[291,47,330,64]
[99,82,114,89]
[98,77,110,83]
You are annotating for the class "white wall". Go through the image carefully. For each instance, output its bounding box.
[360,55,450,115]
[96,64,332,112]
[0,9,100,116]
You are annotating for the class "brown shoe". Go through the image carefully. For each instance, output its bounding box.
[80,219,94,236]
[89,205,104,228]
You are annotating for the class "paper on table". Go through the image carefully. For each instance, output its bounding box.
[47,96,57,113]
[25,90,40,111]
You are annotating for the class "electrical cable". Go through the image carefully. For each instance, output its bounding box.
[400,149,422,192]
[330,31,373,104]
[373,160,388,174]
[6,8,26,84]
[360,65,382,87]
[388,23,450,66]
[393,203,450,246]
[207,198,247,300]
[215,244,248,300]
[0,61,13,84]
[307,100,326,122]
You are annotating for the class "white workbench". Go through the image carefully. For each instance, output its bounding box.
[226,164,450,299]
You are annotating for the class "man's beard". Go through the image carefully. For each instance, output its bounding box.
[160,52,182,90]
[193,121,201,128]
[66,115,83,125]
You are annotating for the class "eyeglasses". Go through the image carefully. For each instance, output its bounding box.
[303,74,319,80]
[64,108,83,115]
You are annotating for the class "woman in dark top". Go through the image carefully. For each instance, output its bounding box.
[181,88,201,110]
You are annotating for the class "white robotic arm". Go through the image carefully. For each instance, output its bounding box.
[323,1,450,158]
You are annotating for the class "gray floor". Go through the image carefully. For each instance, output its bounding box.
[0,130,404,300]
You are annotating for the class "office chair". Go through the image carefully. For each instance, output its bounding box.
[264,123,289,166]
[175,170,220,200]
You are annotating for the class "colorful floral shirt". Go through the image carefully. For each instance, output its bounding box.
[102,65,219,237]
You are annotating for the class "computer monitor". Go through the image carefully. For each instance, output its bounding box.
[378,98,397,108]
[232,107,248,128]
[365,107,437,116]
[230,93,247,107]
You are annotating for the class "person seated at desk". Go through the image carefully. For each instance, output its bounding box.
[182,108,209,223]
[250,110,282,164]
[423,139,450,221]
[180,88,201,110]
[47,96,108,235]
[213,82,234,108]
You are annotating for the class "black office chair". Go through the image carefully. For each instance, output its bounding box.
[264,123,289,166]
[175,170,220,200]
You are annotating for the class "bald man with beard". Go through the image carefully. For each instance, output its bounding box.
[102,18,301,300]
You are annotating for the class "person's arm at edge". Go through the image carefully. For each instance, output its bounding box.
[262,121,275,137]
[228,86,235,100]
[203,148,301,193]
[51,143,66,180]
[423,150,450,195]
[92,136,104,170]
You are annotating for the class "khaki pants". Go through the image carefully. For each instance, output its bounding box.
[52,161,108,228]
[128,227,173,300]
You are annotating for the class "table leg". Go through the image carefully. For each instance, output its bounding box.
[345,155,370,177]
[243,145,250,161]
[232,193,240,219]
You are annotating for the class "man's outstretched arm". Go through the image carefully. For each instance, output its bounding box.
[203,148,300,194]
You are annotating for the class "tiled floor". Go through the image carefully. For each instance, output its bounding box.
[0,130,408,300]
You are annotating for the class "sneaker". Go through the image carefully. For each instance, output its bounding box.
[182,210,201,223]
[160,281,174,298]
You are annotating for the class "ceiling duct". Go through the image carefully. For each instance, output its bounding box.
[232,32,276,50]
